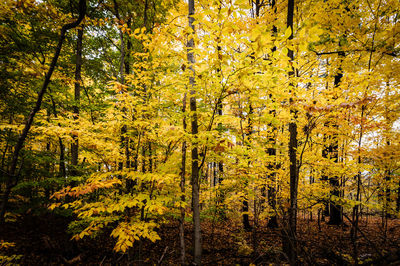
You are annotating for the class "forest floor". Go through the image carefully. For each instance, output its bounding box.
[1,212,400,265]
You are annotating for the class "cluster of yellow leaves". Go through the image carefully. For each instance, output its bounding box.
[72,219,109,241]
[0,240,22,265]
[0,241,15,249]
[51,177,121,199]
[111,221,161,253]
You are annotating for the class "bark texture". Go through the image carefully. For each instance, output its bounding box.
[187,0,202,264]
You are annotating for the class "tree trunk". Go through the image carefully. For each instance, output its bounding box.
[113,0,129,172]
[49,94,66,178]
[284,0,299,264]
[215,1,225,218]
[125,17,132,170]
[351,105,365,263]
[187,0,202,263]
[179,93,187,265]
[384,84,392,218]
[243,103,253,232]
[267,0,278,229]
[0,0,86,224]
[267,145,278,228]
[58,136,66,178]
[71,26,83,175]
[396,180,400,212]
[327,51,344,225]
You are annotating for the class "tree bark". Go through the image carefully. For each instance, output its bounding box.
[217,100,225,216]
[113,0,129,172]
[327,51,344,225]
[284,0,299,264]
[215,1,225,218]
[179,92,187,265]
[0,0,86,224]
[187,0,202,264]
[71,26,83,175]
[267,0,279,229]
[49,94,66,179]
[243,103,253,232]
[397,180,400,212]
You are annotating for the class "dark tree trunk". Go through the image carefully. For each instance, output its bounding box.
[148,142,152,173]
[179,93,187,265]
[58,138,66,178]
[287,121,298,265]
[267,0,278,229]
[71,26,83,175]
[113,0,129,172]
[242,199,251,231]
[327,50,344,226]
[215,6,225,216]
[283,0,299,264]
[396,180,400,212]
[217,100,223,184]
[125,18,131,76]
[124,18,132,170]
[243,103,253,232]
[267,145,278,228]
[351,105,365,263]
[49,94,66,179]
[141,146,146,173]
[187,0,202,263]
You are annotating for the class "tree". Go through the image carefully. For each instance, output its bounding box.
[284,0,299,264]
[187,0,202,263]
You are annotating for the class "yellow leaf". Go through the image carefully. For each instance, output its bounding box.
[284,26,292,39]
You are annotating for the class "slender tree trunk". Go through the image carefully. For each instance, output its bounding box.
[396,180,400,212]
[217,100,225,216]
[384,172,391,219]
[148,142,152,173]
[58,138,66,178]
[125,18,131,76]
[45,144,51,198]
[113,0,129,172]
[215,2,225,218]
[284,0,299,264]
[45,111,52,199]
[266,0,279,229]
[71,27,83,175]
[49,94,66,178]
[287,122,298,265]
[179,93,187,265]
[125,17,132,170]
[0,0,86,224]
[384,84,392,218]
[267,145,278,228]
[141,146,146,173]
[242,0,263,232]
[187,0,201,263]
[133,133,141,172]
[114,1,125,86]
[243,103,253,232]
[351,105,365,264]
[327,51,344,225]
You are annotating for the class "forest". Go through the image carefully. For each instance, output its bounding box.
[1,0,400,264]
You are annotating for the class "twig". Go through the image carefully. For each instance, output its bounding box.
[99,255,106,266]
[157,246,168,265]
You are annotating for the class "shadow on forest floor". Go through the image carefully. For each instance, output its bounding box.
[1,213,400,265]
